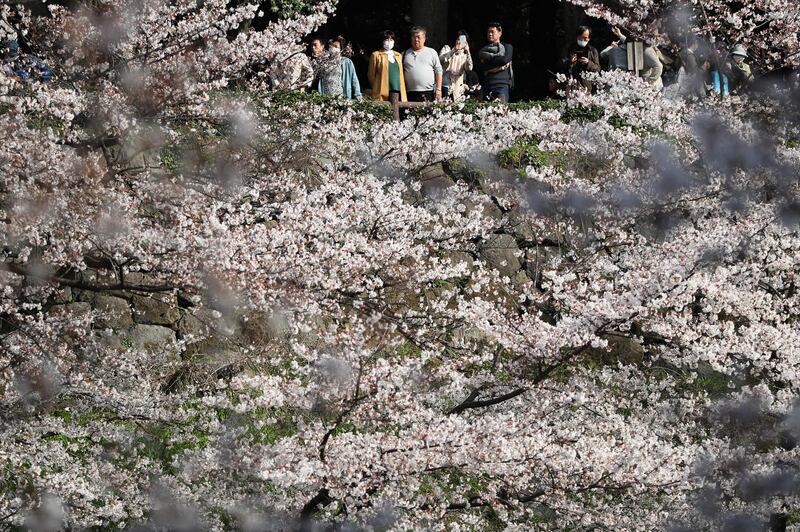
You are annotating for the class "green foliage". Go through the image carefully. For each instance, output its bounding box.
[268,0,316,18]
[331,421,358,437]
[246,406,299,445]
[267,90,394,122]
[498,138,566,171]
[445,158,487,190]
[393,341,422,359]
[560,103,605,124]
[691,372,731,397]
[136,424,209,473]
[160,145,181,172]
[607,113,631,129]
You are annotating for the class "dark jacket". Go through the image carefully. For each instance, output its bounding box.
[477,42,514,89]
[561,43,600,91]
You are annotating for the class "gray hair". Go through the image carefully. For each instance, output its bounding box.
[410,26,427,36]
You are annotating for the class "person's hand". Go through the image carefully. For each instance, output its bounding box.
[611,40,619,48]
[611,26,622,38]
[435,88,443,101]
[570,54,578,63]
[579,56,589,65]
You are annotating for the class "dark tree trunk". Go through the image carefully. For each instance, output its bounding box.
[412,0,449,49]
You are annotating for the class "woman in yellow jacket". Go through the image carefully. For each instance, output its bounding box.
[368,31,408,102]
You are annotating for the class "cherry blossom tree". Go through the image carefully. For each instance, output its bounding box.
[1,0,799,530]
[566,0,800,69]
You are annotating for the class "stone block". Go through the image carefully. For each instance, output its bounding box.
[240,310,289,344]
[48,302,92,321]
[52,287,73,304]
[132,295,180,326]
[92,295,134,330]
[127,324,176,352]
[586,334,645,367]
[480,234,522,277]
[441,251,474,271]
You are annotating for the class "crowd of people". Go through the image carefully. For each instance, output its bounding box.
[0,21,774,103]
[560,25,759,98]
[272,22,515,103]
[1,39,51,83]
[272,21,769,104]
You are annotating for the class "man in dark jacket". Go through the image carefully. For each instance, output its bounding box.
[561,25,600,92]
[476,22,513,102]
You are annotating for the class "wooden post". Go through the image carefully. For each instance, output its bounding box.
[390,92,401,122]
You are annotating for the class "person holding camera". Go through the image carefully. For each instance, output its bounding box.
[561,25,601,92]
[600,26,628,71]
[439,31,474,102]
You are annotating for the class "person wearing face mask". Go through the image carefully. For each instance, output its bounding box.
[317,36,361,100]
[315,38,345,98]
[726,44,754,93]
[368,30,407,102]
[561,25,600,92]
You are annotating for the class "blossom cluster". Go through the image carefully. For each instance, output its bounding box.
[1,1,799,530]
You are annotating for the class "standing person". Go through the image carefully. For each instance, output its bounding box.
[367,31,407,102]
[600,26,628,71]
[727,44,754,93]
[640,31,664,91]
[309,35,326,92]
[315,40,344,98]
[675,35,708,98]
[322,36,361,100]
[310,36,326,60]
[476,22,513,102]
[270,51,314,91]
[402,26,443,102]
[705,42,730,97]
[561,25,600,92]
[439,31,474,102]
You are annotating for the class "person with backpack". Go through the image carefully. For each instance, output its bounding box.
[476,22,513,102]
[726,44,755,93]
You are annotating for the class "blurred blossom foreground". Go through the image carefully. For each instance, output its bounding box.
[1,0,800,530]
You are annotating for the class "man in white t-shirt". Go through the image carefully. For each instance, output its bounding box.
[403,26,443,102]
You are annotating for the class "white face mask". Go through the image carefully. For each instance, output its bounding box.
[329,47,341,56]
[383,40,394,51]
[577,39,589,48]
[733,55,745,64]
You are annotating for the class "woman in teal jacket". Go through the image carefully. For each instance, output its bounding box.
[317,36,362,100]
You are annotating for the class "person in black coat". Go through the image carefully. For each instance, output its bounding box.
[561,25,601,92]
